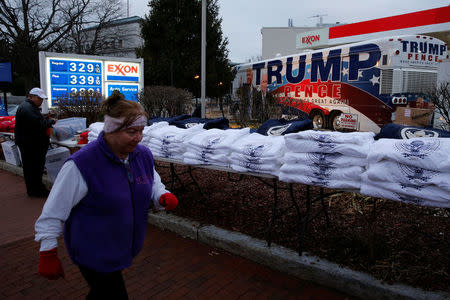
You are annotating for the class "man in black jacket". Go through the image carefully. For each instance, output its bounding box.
[15,88,55,197]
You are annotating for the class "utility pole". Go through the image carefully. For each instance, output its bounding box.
[201,0,206,118]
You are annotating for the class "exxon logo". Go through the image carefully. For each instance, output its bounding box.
[107,63,138,76]
[302,34,320,45]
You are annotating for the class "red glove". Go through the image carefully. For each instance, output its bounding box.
[159,193,178,211]
[38,248,65,280]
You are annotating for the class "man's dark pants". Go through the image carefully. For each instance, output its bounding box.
[18,143,48,196]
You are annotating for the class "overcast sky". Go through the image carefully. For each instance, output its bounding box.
[128,0,449,63]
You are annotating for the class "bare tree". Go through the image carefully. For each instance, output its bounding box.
[139,86,193,118]
[0,0,123,91]
[428,81,450,130]
[0,0,92,51]
[54,0,123,55]
[232,85,282,127]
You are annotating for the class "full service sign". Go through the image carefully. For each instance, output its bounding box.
[41,52,143,107]
[107,84,139,101]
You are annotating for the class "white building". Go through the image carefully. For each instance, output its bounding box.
[58,16,144,59]
[261,6,450,60]
[261,24,338,60]
[82,16,144,58]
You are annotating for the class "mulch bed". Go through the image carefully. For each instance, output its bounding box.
[155,162,450,293]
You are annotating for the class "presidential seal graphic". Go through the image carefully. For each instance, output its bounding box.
[185,122,201,128]
[394,139,440,159]
[308,133,336,143]
[400,128,439,139]
[397,162,438,182]
[243,144,266,158]
[267,124,291,136]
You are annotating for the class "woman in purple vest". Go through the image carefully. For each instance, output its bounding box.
[34,92,178,299]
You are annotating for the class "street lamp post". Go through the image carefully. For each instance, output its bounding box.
[194,74,200,105]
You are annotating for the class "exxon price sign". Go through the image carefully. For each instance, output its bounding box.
[39,52,144,110]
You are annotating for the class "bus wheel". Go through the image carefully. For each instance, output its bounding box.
[310,110,325,129]
[329,111,343,131]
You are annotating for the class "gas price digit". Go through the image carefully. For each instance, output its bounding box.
[78,63,85,72]
[69,62,77,72]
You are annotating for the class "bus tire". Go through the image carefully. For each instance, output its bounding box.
[309,110,325,129]
[329,111,343,131]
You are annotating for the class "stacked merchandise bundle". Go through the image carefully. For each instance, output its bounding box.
[183,128,250,167]
[144,124,205,159]
[227,133,285,175]
[375,123,450,139]
[171,117,229,130]
[256,118,312,136]
[87,122,104,142]
[140,121,169,146]
[361,138,450,208]
[279,130,375,190]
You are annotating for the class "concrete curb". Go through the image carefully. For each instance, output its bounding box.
[1,161,447,300]
[148,211,450,300]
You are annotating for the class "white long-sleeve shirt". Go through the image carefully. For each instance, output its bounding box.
[35,160,168,251]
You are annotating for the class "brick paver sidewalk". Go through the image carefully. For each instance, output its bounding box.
[0,169,352,299]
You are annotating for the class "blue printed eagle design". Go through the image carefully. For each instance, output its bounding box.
[307,152,339,166]
[394,139,440,159]
[308,134,337,151]
[239,160,261,171]
[161,134,176,157]
[308,133,336,143]
[243,144,266,158]
[399,182,424,191]
[309,164,336,179]
[398,163,438,183]
[317,142,337,151]
[311,178,330,187]
[395,193,424,205]
[200,136,222,162]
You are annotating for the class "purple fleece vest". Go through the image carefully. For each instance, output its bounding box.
[64,132,154,272]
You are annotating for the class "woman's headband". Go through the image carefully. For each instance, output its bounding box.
[103,115,147,133]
